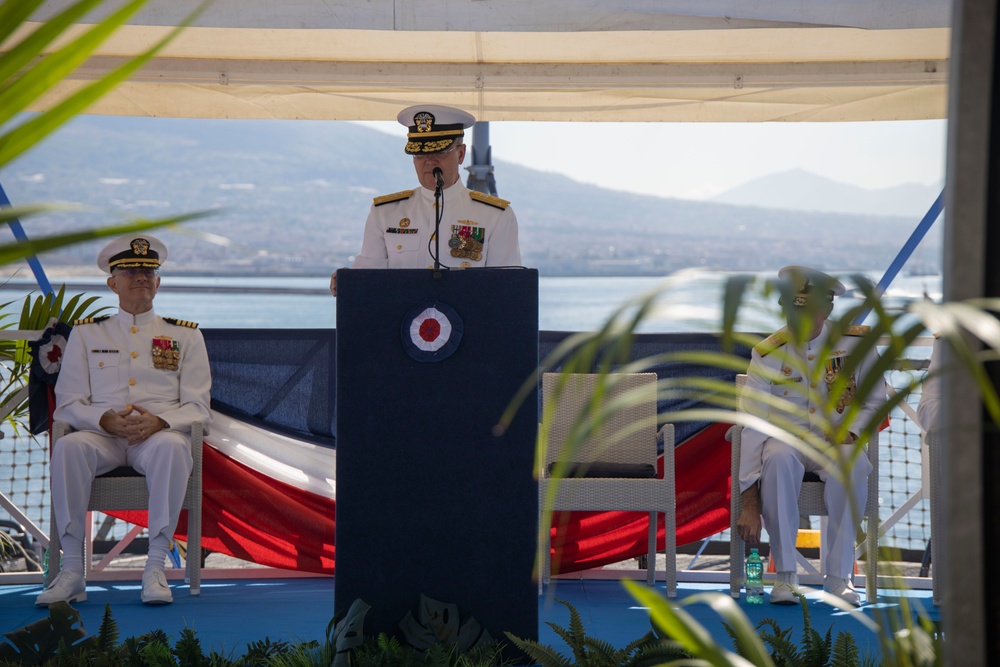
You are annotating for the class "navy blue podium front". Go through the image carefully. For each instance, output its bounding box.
[335,267,539,651]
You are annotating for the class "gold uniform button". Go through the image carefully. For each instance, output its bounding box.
[807,354,815,361]
[809,407,816,414]
[131,351,138,359]
[783,390,789,396]
[129,378,136,386]
[396,245,402,250]
[98,362,104,368]
[130,326,138,334]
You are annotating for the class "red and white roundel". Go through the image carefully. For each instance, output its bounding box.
[401,301,463,362]
[410,307,451,351]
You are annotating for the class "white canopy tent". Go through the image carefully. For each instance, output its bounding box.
[16,0,951,122]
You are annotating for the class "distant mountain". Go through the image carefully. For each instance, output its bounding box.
[0,117,941,277]
[710,168,942,218]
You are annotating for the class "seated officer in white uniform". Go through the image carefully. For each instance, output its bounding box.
[735,266,885,606]
[36,235,212,607]
[330,104,521,295]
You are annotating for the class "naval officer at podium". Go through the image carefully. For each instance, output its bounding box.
[330,104,522,296]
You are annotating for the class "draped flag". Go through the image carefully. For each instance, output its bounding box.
[109,412,731,575]
[28,320,72,435]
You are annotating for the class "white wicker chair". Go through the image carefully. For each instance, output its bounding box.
[539,372,676,596]
[46,420,204,595]
[728,374,879,603]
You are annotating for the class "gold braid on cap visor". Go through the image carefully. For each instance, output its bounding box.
[406,138,456,153]
[793,294,834,307]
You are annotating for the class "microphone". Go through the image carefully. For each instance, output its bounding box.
[432,167,444,270]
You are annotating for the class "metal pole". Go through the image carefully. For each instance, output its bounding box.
[465,121,497,196]
[0,181,54,296]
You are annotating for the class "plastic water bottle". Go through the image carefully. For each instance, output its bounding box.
[745,548,764,604]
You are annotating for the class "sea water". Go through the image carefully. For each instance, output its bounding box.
[0,269,944,332]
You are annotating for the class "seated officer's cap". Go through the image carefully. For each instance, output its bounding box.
[97,235,168,273]
[778,265,845,306]
[397,104,475,156]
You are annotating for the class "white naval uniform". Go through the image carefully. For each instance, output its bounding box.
[353,182,521,269]
[51,309,212,561]
[738,320,885,578]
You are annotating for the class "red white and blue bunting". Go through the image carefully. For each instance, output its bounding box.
[401,301,463,362]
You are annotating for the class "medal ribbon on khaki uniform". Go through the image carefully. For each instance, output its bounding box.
[825,356,856,414]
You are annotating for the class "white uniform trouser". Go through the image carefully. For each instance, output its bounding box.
[759,438,872,578]
[50,430,193,571]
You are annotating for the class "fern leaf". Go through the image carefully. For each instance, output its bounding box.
[96,604,119,653]
[503,632,572,667]
[139,639,175,667]
[831,632,861,667]
[173,627,205,667]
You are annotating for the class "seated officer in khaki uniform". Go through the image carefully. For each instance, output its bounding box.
[36,235,212,607]
[736,266,885,607]
[330,104,521,295]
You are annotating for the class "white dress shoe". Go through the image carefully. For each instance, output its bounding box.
[823,576,862,607]
[141,569,173,605]
[35,571,87,606]
[769,571,800,605]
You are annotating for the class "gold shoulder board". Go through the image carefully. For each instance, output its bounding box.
[845,324,871,336]
[164,317,199,329]
[469,191,509,210]
[73,315,110,326]
[754,328,788,357]
[373,190,414,206]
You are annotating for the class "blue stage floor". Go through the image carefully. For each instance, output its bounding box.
[0,577,939,662]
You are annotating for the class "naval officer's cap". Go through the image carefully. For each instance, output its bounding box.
[778,265,845,307]
[398,104,475,156]
[97,234,168,273]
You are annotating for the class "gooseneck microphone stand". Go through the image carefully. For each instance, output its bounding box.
[432,167,445,271]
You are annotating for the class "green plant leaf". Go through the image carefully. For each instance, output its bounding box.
[0,600,96,663]
[625,582,767,667]
[0,0,108,89]
[0,0,211,168]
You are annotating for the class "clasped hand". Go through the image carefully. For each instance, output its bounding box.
[100,404,164,445]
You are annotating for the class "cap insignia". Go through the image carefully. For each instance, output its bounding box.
[131,238,150,256]
[414,112,435,133]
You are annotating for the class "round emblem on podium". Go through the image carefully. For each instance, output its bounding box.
[401,301,463,362]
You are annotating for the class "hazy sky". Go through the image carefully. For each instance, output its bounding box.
[357,119,947,201]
